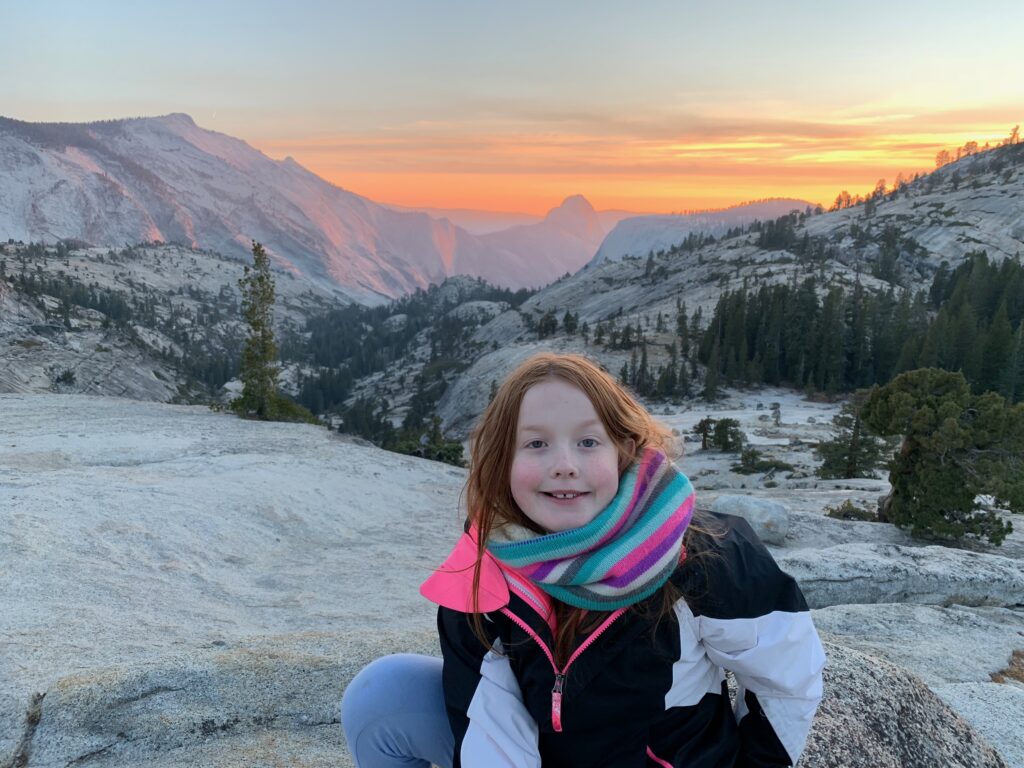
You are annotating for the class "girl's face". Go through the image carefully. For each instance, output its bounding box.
[509,378,621,533]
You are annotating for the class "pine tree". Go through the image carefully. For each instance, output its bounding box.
[562,310,578,335]
[678,357,691,398]
[816,393,888,479]
[235,241,281,419]
[982,302,1014,396]
[710,418,745,452]
[703,340,720,400]
[637,342,650,394]
[692,417,716,450]
[862,368,1024,544]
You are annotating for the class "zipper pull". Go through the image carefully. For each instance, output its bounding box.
[551,673,566,732]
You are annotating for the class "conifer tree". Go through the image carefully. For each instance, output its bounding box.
[710,418,745,452]
[862,368,1023,544]
[562,310,578,335]
[235,241,280,419]
[677,357,691,398]
[702,340,720,400]
[816,392,888,479]
[692,417,716,450]
[637,343,650,394]
[678,302,691,358]
[982,302,1014,397]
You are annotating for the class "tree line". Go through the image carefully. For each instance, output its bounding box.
[696,251,1024,402]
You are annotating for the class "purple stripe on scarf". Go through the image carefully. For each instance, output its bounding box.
[603,517,686,588]
[595,451,664,547]
[525,558,559,580]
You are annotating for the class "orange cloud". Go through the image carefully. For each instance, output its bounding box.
[253,106,1021,214]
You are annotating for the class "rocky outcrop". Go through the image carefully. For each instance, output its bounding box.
[5,636,1009,768]
[811,603,1024,687]
[2,632,436,768]
[3,394,1020,767]
[777,542,1024,609]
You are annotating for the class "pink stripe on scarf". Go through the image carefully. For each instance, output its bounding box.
[605,493,694,583]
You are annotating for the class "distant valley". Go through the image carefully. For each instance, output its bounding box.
[2,137,1021,448]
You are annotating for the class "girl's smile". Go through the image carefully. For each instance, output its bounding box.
[509,378,622,533]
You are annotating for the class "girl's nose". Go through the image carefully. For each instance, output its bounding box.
[551,450,579,477]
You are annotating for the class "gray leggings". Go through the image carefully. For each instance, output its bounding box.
[341,654,455,768]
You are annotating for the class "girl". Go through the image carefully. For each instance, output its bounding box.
[342,353,825,767]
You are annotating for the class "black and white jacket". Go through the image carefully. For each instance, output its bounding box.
[420,512,825,768]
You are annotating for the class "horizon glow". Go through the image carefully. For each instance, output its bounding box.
[3,1,1022,214]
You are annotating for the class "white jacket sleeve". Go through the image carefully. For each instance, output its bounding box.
[700,608,825,766]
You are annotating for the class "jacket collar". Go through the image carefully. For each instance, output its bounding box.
[420,528,556,632]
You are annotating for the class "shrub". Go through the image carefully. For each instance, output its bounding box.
[732,446,795,475]
[824,499,877,522]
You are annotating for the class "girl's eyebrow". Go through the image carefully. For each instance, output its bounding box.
[519,419,603,433]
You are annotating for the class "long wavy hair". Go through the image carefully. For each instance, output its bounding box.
[465,353,691,667]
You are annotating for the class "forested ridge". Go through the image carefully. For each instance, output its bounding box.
[694,252,1024,401]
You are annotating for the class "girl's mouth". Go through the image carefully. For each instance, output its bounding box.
[543,491,588,501]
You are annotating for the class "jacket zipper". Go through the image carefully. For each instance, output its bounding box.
[499,605,628,732]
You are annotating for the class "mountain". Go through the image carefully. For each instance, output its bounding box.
[0,114,603,302]
[3,138,1021,415]
[426,144,1024,435]
[477,195,608,283]
[590,198,816,264]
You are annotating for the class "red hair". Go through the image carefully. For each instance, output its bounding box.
[465,353,678,665]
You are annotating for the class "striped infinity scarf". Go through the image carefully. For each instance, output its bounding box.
[487,448,695,610]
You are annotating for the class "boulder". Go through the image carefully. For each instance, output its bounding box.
[800,641,1007,768]
[710,494,789,545]
[777,542,1024,609]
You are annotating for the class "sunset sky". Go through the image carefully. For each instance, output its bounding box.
[4,0,1022,214]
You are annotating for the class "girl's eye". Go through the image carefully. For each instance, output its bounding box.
[526,439,546,449]
[579,438,598,448]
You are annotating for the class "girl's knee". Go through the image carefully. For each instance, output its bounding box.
[341,654,450,766]
[341,654,440,728]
